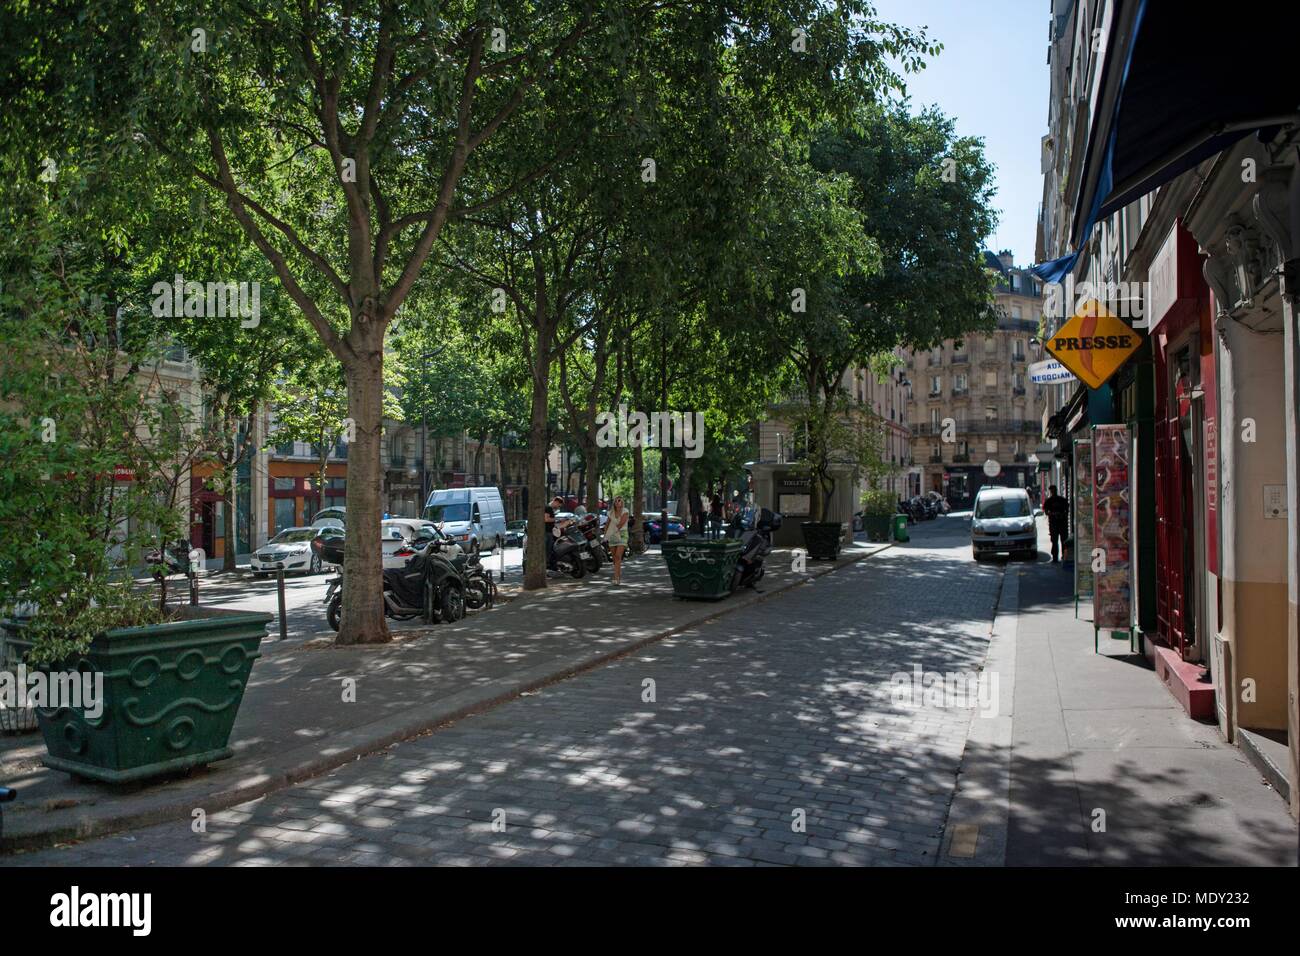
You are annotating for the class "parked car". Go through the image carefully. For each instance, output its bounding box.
[310,506,346,530]
[253,527,324,577]
[641,512,686,544]
[311,525,345,567]
[423,486,507,553]
[970,487,1037,560]
[504,520,527,547]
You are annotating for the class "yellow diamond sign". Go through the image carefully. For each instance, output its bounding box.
[1043,300,1141,390]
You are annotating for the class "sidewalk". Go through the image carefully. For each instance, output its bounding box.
[943,525,1297,866]
[1,536,892,853]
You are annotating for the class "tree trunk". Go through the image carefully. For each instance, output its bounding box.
[523,354,552,590]
[679,455,693,528]
[335,332,390,645]
[630,442,646,552]
[221,462,237,572]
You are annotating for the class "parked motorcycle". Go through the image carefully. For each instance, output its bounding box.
[457,548,498,610]
[552,521,588,579]
[324,537,466,632]
[573,513,604,574]
[725,507,781,591]
[145,539,195,577]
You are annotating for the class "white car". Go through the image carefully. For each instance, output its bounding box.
[252,527,323,577]
[380,518,464,569]
[971,487,1037,560]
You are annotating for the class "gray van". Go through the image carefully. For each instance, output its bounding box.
[423,486,507,554]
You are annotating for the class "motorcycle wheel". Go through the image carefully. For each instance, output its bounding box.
[422,577,437,624]
[583,551,601,574]
[729,567,742,594]
[561,558,585,579]
[750,566,764,587]
[465,577,488,610]
[441,581,465,623]
[326,593,341,632]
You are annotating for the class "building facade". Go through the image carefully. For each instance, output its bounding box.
[1034,0,1299,816]
[906,251,1044,509]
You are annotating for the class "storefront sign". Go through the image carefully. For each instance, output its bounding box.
[1045,300,1142,390]
[1028,358,1075,384]
[1073,438,1094,600]
[1092,424,1133,629]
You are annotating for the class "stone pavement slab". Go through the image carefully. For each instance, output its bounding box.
[1,535,891,852]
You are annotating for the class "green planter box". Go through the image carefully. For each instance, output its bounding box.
[2,606,271,784]
[861,514,892,543]
[661,537,743,599]
[800,521,843,559]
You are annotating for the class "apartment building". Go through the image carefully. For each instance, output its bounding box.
[906,251,1044,508]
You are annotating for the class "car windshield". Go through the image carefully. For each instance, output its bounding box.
[976,495,1031,519]
[424,503,470,523]
[270,529,315,543]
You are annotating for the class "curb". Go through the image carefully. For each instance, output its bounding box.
[3,538,896,855]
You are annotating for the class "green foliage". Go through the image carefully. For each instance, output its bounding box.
[859,488,897,518]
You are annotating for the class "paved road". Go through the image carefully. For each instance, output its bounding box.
[14,518,1008,866]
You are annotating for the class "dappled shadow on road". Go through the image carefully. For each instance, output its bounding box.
[11,525,1019,867]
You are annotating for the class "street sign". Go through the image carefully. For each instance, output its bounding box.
[983,459,1001,478]
[1028,358,1075,384]
[1044,300,1141,390]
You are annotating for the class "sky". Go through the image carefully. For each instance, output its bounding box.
[872,0,1049,268]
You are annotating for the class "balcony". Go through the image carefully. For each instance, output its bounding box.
[951,354,969,364]
[952,387,969,397]
[952,453,971,463]
[928,389,942,398]
[389,455,408,469]
[928,454,943,464]
[1013,386,1027,397]
[1014,453,1029,462]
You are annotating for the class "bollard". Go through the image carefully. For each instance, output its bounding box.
[189,570,199,605]
[0,786,15,841]
[276,567,288,641]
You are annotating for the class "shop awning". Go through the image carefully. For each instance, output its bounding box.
[1033,0,1299,283]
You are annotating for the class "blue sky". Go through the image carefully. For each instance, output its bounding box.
[872,0,1048,268]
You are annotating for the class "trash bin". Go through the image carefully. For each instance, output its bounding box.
[892,514,909,542]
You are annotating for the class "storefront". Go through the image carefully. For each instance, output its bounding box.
[268,460,347,535]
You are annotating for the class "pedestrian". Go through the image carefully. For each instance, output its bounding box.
[544,496,563,572]
[710,491,723,539]
[605,495,630,584]
[1043,484,1069,562]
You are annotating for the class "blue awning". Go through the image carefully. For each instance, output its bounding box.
[1034,0,1299,281]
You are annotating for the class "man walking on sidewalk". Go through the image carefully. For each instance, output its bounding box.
[1043,484,1068,563]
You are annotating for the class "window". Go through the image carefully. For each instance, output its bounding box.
[1013,340,1026,360]
[955,373,968,392]
[274,498,297,533]
[986,439,998,454]
[273,477,296,492]
[930,375,941,395]
[985,406,997,421]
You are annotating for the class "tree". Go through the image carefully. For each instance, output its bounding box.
[4,1,935,634]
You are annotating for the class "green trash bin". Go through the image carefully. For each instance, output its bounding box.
[892,514,909,542]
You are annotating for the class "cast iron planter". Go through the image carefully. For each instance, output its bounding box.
[800,521,844,559]
[661,537,743,599]
[2,606,271,784]
[862,514,893,543]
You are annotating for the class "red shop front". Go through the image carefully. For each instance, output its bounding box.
[1146,220,1217,719]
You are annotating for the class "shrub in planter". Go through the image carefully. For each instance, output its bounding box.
[859,489,896,543]
[4,606,271,783]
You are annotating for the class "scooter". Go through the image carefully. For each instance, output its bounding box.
[573,513,604,573]
[325,538,466,631]
[552,521,588,579]
[726,507,781,591]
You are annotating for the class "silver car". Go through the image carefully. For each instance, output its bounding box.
[252,527,322,576]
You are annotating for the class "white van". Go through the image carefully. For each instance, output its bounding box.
[422,487,507,554]
[971,487,1037,560]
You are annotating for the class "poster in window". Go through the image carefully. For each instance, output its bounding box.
[1092,424,1132,629]
[1073,437,1094,600]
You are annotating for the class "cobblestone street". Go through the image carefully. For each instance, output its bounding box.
[13,519,1007,866]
